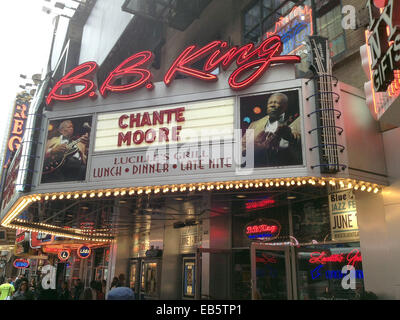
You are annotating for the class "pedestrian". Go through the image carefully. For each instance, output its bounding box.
[0,278,15,300]
[29,279,38,300]
[101,280,107,295]
[107,287,135,300]
[58,281,72,300]
[72,278,84,300]
[95,281,105,300]
[12,281,34,300]
[80,280,98,300]
[14,275,28,292]
[110,277,119,291]
[118,273,126,287]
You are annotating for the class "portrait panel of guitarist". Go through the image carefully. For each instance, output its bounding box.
[41,119,90,183]
[242,93,302,168]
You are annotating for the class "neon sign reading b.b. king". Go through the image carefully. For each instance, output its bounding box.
[46,36,300,106]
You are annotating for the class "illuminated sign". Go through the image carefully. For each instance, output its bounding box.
[95,98,233,152]
[46,35,300,106]
[244,219,281,242]
[91,98,235,182]
[245,198,275,210]
[117,107,185,147]
[77,245,91,259]
[265,6,314,55]
[309,249,362,267]
[1,93,30,171]
[58,250,70,261]
[361,0,400,121]
[311,265,364,280]
[366,0,400,92]
[13,259,29,269]
[1,148,22,210]
[256,253,278,264]
[329,189,359,241]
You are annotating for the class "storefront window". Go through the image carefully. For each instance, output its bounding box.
[230,185,364,300]
[292,196,331,243]
[296,243,364,300]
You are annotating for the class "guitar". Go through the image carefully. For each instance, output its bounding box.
[262,115,297,151]
[42,134,88,175]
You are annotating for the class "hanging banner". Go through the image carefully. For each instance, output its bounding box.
[328,188,359,241]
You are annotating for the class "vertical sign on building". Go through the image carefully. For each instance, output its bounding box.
[328,188,359,241]
[2,92,31,170]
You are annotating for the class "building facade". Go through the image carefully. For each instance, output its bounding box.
[1,0,400,299]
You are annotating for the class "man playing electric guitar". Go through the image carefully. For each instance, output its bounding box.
[242,92,302,167]
[41,120,90,183]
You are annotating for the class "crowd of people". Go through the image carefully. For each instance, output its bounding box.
[0,273,134,300]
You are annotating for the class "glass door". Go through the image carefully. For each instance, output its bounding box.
[250,243,293,300]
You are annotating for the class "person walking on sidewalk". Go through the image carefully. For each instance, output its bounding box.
[0,278,15,300]
[11,281,34,300]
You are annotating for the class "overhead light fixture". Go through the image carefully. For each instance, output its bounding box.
[236,195,247,198]
[287,196,296,200]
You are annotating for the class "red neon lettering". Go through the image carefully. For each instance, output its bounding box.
[246,224,278,234]
[245,199,275,209]
[347,249,363,267]
[203,43,254,71]
[229,36,300,90]
[46,61,98,106]
[48,36,300,104]
[309,250,362,265]
[165,35,300,90]
[164,41,221,86]
[256,254,277,264]
[100,51,154,97]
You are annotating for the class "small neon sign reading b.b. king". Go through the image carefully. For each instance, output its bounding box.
[245,218,281,242]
